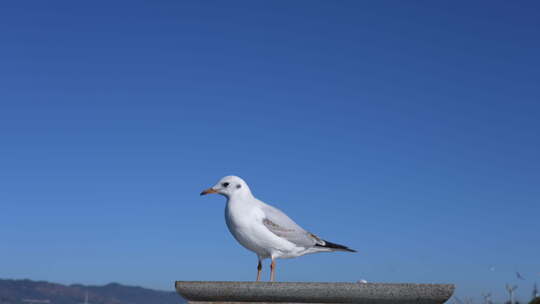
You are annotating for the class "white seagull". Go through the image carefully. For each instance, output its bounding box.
[200,175,356,281]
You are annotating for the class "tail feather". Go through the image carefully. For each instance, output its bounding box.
[315,240,356,252]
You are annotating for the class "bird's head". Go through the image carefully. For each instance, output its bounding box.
[200,175,251,198]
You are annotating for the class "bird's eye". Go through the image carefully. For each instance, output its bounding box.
[222,182,230,187]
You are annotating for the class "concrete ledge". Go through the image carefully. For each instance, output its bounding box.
[175,281,455,304]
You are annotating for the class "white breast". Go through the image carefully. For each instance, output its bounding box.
[225,198,297,259]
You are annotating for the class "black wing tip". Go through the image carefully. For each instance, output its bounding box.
[316,240,357,253]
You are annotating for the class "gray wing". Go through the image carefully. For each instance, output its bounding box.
[260,203,324,248]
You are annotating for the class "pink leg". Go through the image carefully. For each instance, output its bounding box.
[256,260,262,282]
[270,259,276,282]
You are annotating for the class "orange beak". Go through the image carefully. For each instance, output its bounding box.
[200,188,218,196]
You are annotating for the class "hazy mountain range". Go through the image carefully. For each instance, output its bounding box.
[0,279,184,304]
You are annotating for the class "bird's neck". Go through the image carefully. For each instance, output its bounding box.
[227,190,255,203]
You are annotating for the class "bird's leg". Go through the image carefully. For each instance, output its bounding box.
[256,260,262,282]
[270,259,276,282]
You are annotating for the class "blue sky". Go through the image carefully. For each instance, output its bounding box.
[1,1,539,302]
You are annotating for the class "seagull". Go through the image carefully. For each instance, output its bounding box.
[200,175,356,281]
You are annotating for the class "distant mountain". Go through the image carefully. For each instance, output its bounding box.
[0,279,184,304]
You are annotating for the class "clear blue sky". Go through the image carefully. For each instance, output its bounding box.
[1,1,539,302]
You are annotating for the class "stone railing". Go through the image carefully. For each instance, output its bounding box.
[175,281,454,304]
